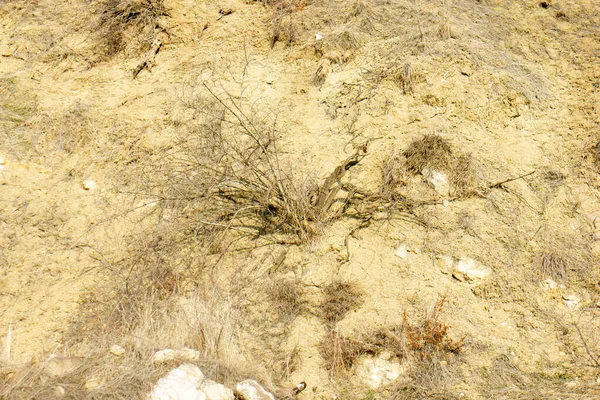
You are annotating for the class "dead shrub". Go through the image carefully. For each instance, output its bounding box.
[320,295,466,396]
[278,345,301,382]
[146,75,365,244]
[148,80,324,243]
[402,295,465,359]
[403,134,452,174]
[266,0,306,47]
[95,0,168,59]
[271,13,298,48]
[320,280,365,327]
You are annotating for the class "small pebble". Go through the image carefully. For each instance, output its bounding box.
[110,344,125,357]
[84,376,104,391]
[53,386,66,398]
[395,244,408,259]
[562,294,580,308]
[82,180,96,191]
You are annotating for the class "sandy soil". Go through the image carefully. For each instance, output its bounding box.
[1,0,600,398]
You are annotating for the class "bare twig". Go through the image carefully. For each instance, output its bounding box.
[573,321,600,368]
[489,171,536,189]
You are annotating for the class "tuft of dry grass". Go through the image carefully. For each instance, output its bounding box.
[403,134,453,175]
[319,330,366,375]
[0,285,264,399]
[26,105,96,155]
[394,63,414,95]
[437,18,452,40]
[148,78,326,243]
[381,148,406,193]
[0,78,37,125]
[533,228,594,282]
[481,353,600,399]
[320,280,365,327]
[351,0,370,17]
[268,278,305,319]
[382,135,479,198]
[450,154,478,197]
[95,0,168,59]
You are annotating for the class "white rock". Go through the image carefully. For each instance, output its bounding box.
[0,45,14,57]
[355,354,407,389]
[147,363,206,400]
[542,278,557,290]
[423,168,449,196]
[562,294,580,308]
[200,379,234,400]
[0,157,6,165]
[395,244,408,259]
[234,380,275,400]
[452,257,491,283]
[315,33,323,41]
[110,344,125,357]
[85,376,104,391]
[152,348,202,364]
[53,386,66,398]
[43,356,84,377]
[435,255,454,274]
[82,179,96,191]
